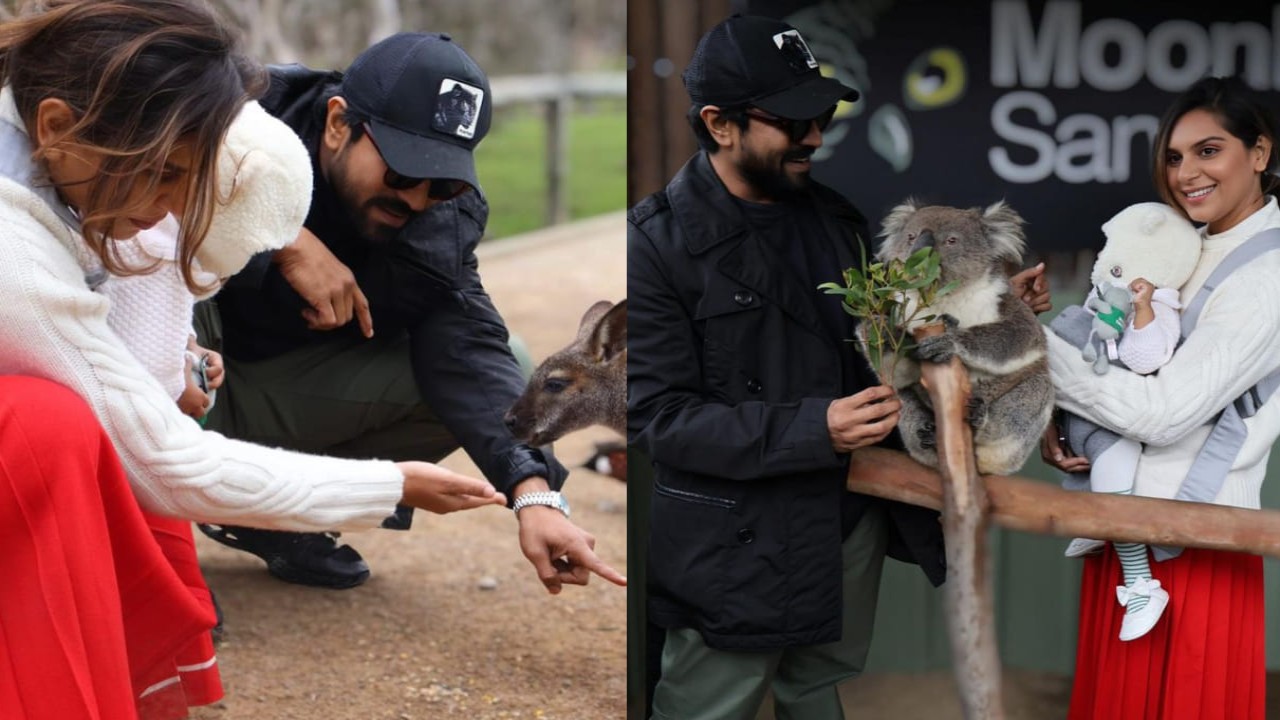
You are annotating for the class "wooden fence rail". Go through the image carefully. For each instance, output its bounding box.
[490,72,626,225]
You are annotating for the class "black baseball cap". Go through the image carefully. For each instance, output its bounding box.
[341,32,491,190]
[683,14,858,120]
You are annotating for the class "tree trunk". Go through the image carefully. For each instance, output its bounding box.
[912,324,1004,720]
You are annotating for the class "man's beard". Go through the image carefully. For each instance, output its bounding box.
[330,149,415,243]
[738,144,814,201]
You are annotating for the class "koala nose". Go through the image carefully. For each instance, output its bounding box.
[503,412,518,431]
[912,230,935,253]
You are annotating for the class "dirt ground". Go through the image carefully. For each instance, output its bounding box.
[190,213,628,720]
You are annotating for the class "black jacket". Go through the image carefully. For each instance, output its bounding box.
[216,64,567,497]
[628,152,945,651]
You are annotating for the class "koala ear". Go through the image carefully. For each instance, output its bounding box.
[1139,207,1166,235]
[980,200,1028,265]
[877,197,921,260]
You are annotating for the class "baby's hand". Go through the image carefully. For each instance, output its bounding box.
[186,337,224,391]
[178,354,211,420]
[1128,278,1154,308]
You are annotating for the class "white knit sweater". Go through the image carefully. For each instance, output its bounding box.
[0,99,403,531]
[1048,197,1280,509]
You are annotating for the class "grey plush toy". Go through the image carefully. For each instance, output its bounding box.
[1080,282,1134,374]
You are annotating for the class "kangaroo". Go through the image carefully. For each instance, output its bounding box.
[505,299,626,446]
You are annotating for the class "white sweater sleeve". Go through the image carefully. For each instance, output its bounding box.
[1048,263,1280,447]
[0,188,403,531]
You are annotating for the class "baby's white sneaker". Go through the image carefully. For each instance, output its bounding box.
[1116,577,1169,642]
[1064,537,1106,558]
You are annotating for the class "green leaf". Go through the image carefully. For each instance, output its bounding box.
[812,245,954,378]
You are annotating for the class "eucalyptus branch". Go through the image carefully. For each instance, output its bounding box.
[818,245,957,383]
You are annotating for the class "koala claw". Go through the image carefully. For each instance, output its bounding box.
[967,397,987,429]
[917,422,937,449]
[939,313,959,330]
[914,334,956,363]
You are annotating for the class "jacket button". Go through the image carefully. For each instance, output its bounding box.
[746,378,762,394]
[733,290,754,306]
[737,528,754,544]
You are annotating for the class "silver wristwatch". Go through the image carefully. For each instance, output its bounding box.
[512,490,571,518]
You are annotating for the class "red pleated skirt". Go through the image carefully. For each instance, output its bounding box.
[0,376,220,719]
[137,512,223,716]
[1068,544,1265,720]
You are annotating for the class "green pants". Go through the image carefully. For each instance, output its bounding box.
[650,503,889,720]
[194,302,457,464]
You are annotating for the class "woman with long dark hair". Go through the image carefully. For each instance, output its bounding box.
[1046,75,1280,719]
[0,3,502,717]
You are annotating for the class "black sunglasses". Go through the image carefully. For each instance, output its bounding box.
[743,106,837,143]
[362,123,471,200]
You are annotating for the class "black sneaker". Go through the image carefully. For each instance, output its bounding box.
[210,590,225,644]
[197,525,371,589]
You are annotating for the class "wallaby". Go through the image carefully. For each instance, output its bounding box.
[505,299,626,446]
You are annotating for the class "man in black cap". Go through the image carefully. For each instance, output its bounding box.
[196,32,625,595]
[628,15,946,719]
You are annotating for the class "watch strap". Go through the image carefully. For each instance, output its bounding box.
[512,490,570,518]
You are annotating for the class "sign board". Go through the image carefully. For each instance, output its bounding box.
[745,0,1280,254]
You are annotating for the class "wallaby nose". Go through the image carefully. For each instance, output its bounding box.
[503,411,518,431]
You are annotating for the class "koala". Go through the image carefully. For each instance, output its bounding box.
[865,199,1055,475]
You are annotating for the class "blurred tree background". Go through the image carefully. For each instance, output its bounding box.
[0,0,626,239]
[215,0,623,74]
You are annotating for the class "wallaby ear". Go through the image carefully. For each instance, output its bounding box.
[577,300,616,341]
[588,299,627,363]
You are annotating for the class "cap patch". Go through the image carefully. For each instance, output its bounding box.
[772,30,817,73]
[432,79,485,140]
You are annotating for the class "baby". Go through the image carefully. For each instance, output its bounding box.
[1050,202,1201,642]
[102,100,312,420]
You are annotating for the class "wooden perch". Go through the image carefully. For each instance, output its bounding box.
[911,325,1003,720]
[847,447,1280,558]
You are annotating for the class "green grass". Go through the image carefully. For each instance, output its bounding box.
[475,101,625,239]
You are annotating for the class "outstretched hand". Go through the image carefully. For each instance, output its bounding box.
[517,504,627,594]
[397,461,507,514]
[1010,262,1052,314]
